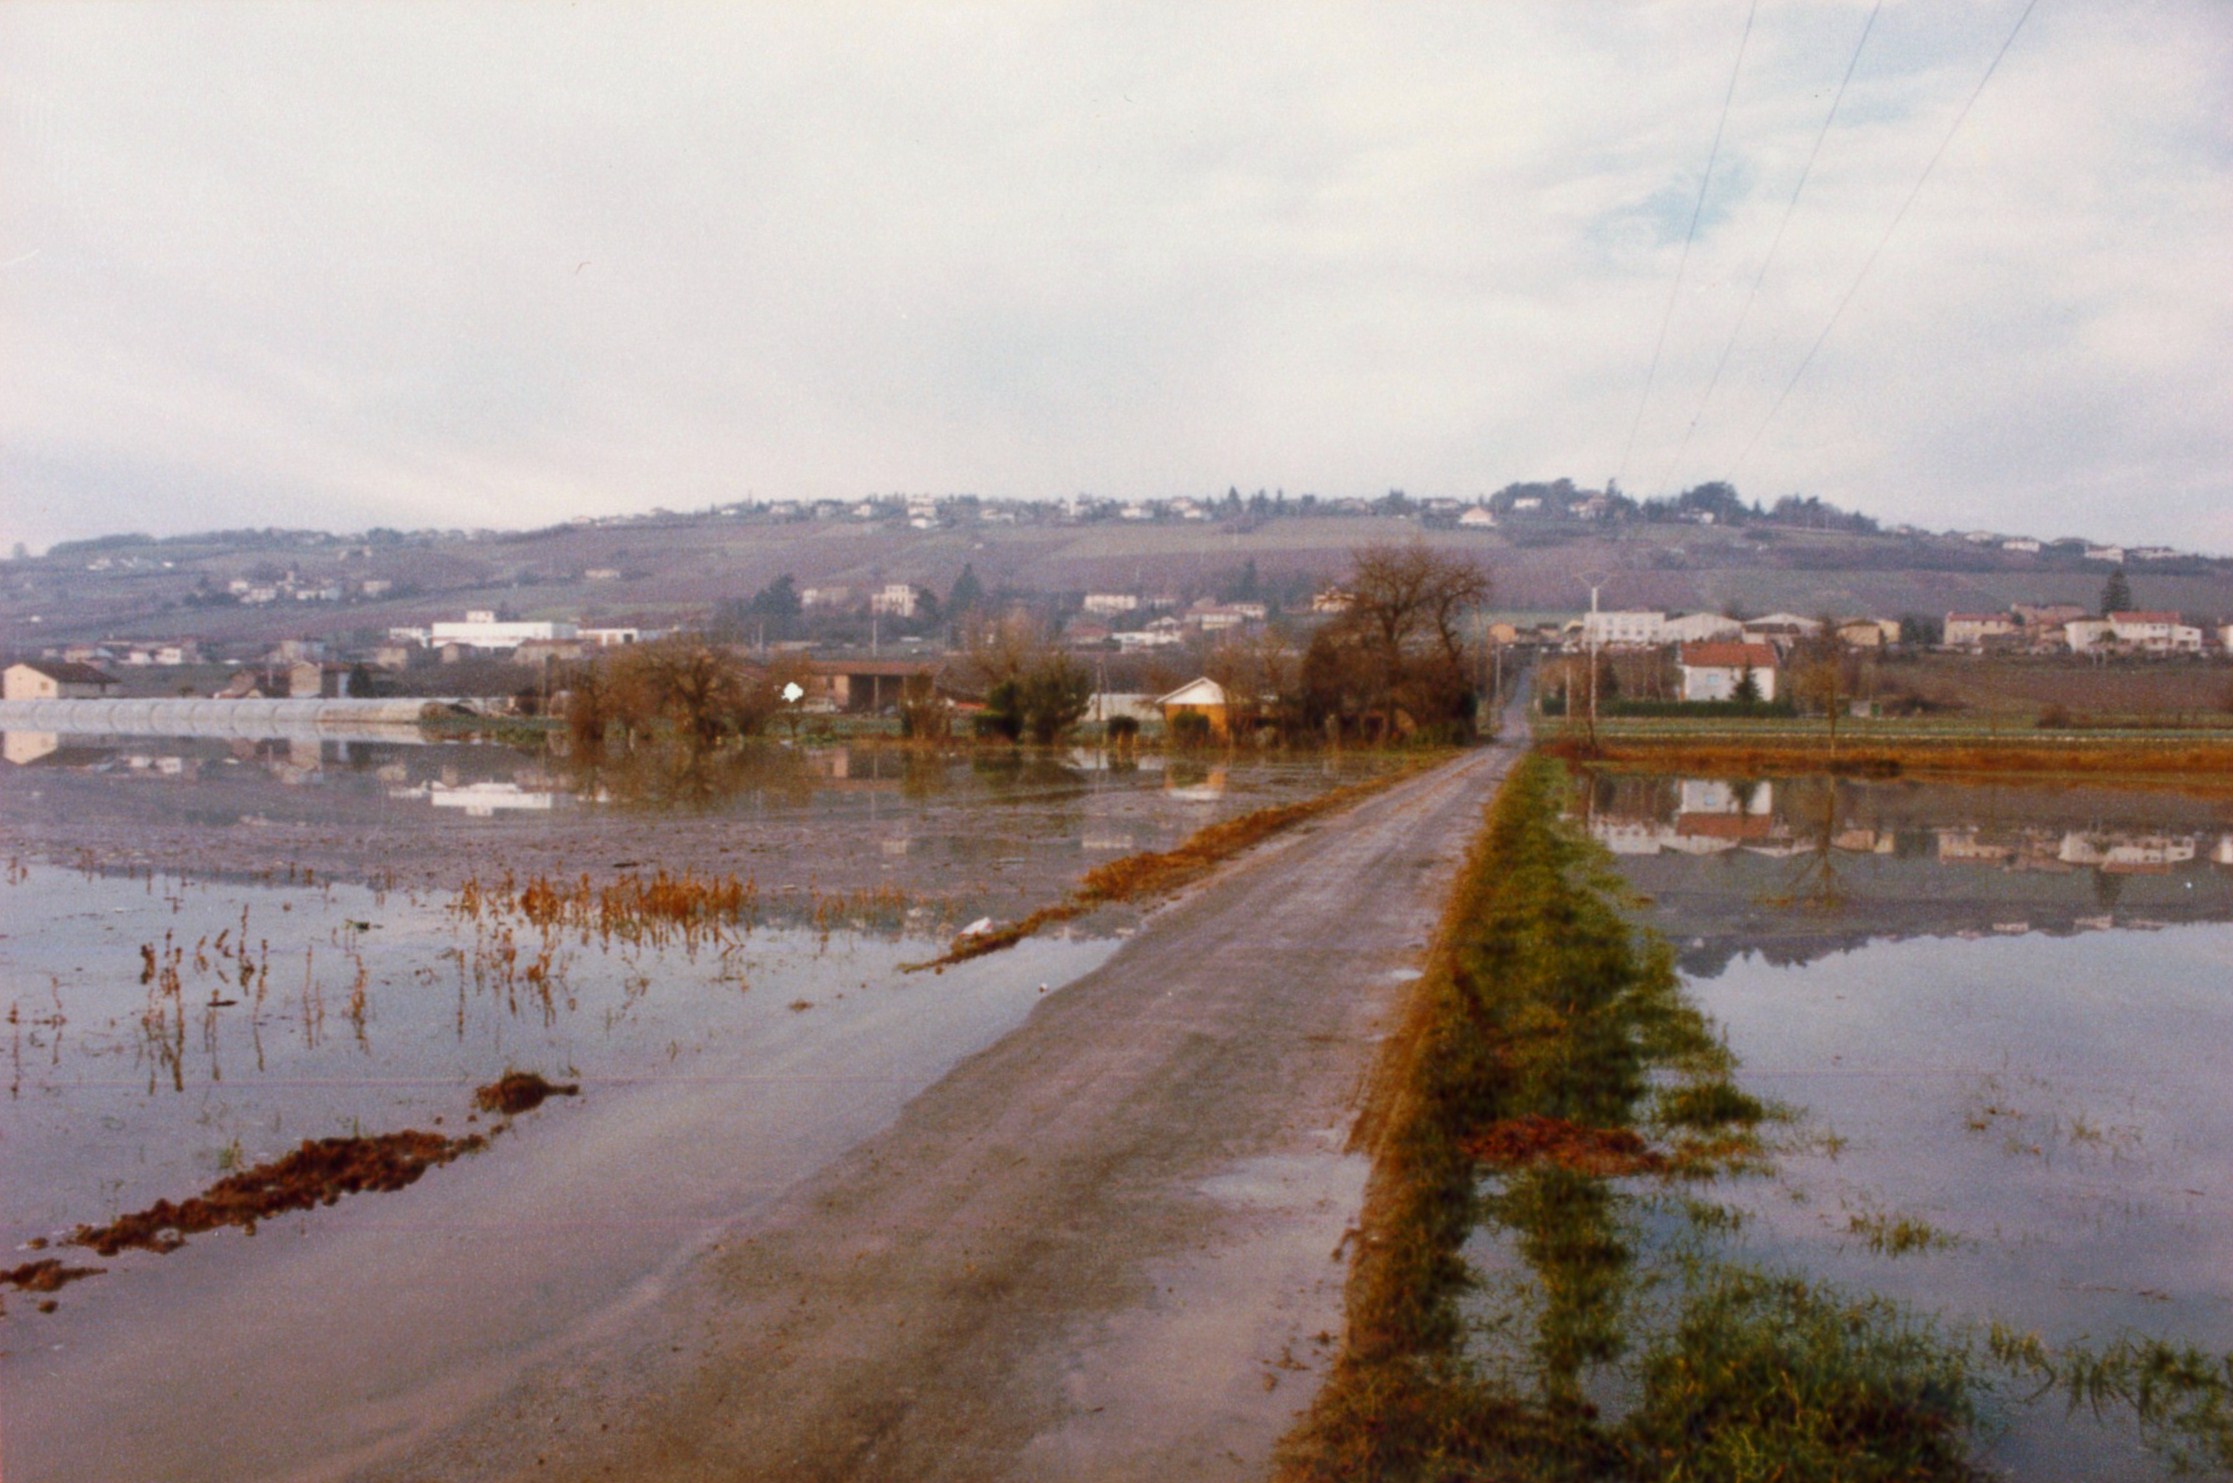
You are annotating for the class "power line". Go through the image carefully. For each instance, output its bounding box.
[1728,0,2044,484]
[1655,0,1884,498]
[1615,0,1760,489]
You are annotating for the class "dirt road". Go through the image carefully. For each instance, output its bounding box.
[370,741,1517,1483]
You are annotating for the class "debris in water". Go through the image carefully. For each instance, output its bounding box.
[1460,1115,1666,1177]
[2,1257,106,1298]
[70,1131,486,1258]
[473,1071,581,1116]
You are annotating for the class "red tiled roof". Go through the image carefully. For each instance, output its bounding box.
[2111,611,2181,624]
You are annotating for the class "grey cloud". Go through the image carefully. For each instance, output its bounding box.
[1,0,2227,553]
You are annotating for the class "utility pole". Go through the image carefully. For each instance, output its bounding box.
[1581,573,1609,753]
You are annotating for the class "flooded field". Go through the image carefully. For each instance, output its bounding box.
[0,730,1401,1482]
[0,730,1406,913]
[1450,771,2233,1480]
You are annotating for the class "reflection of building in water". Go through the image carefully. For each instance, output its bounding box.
[2216,835,2233,868]
[123,753,189,776]
[1931,827,2205,876]
[1677,779,1772,817]
[1587,779,1792,855]
[1165,765,1227,801]
[3,731,61,765]
[1936,830,2015,866]
[1676,778,1779,849]
[387,782,559,817]
[2057,832,2199,875]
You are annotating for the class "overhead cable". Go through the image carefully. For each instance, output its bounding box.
[1655,0,1884,497]
[1728,0,2043,483]
[1614,0,1760,489]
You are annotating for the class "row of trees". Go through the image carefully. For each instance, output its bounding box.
[563,543,1499,754]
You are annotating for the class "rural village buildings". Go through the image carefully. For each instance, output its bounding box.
[1675,643,1780,703]
[4,659,123,701]
[2065,611,2206,656]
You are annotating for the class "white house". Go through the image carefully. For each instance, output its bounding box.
[1944,612,2019,651]
[2064,619,2116,654]
[1458,505,1497,529]
[429,610,579,652]
[1580,610,1666,648]
[1082,593,1140,616]
[2108,611,2203,654]
[1661,612,1743,644]
[869,583,921,618]
[1677,642,1779,703]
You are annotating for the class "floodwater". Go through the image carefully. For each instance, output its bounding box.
[0,730,1395,1482]
[1462,772,2233,1479]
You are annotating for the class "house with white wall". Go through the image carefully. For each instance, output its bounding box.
[1677,642,1779,703]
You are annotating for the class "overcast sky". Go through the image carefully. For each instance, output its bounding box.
[3,1,2228,554]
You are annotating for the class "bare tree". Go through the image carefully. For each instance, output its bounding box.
[1788,615,1862,759]
[1313,542,1493,740]
[1204,628,1302,743]
[588,636,778,749]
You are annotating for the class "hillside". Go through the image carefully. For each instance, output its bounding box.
[5,500,2231,651]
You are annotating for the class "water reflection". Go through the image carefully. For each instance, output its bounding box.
[1575,773,2233,974]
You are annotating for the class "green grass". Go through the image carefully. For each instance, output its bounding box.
[1280,751,2233,1482]
[1846,1209,1960,1257]
[1280,756,1994,1481]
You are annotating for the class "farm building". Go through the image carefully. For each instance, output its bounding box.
[4,660,123,701]
[1156,677,1231,739]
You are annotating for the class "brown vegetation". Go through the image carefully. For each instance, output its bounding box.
[566,636,786,750]
[1460,1114,1666,1177]
[2,1257,106,1298]
[474,1071,580,1116]
[1578,736,2233,787]
[71,1130,486,1257]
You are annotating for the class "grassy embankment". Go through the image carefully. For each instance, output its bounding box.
[1279,753,2233,1481]
[1544,715,2233,787]
[906,757,1445,970]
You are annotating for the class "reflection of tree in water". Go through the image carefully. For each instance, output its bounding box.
[1767,776,1848,914]
[899,750,954,801]
[559,739,818,812]
[2092,867,2126,911]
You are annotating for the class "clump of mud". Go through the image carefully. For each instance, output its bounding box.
[70,1131,486,1258]
[2,1257,107,1313]
[474,1071,580,1116]
[1461,1114,1667,1177]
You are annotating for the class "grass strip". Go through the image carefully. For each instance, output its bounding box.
[1278,754,1989,1482]
[905,760,1441,970]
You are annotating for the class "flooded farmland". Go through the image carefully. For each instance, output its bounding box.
[0,729,1404,1482]
[1453,771,2233,1480]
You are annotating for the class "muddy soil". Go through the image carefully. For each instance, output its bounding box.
[352,742,1518,1483]
[71,1130,489,1257]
